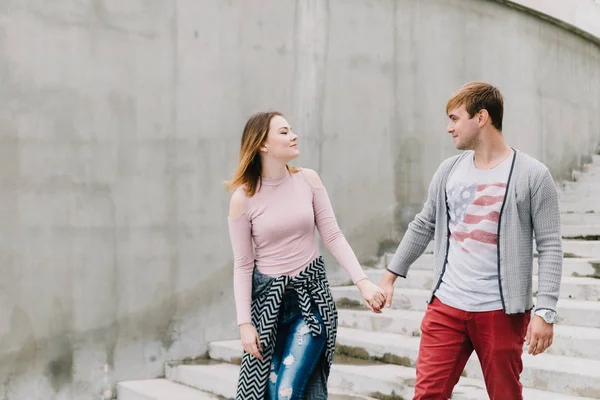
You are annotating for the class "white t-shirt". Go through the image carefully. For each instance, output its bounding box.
[435,150,514,312]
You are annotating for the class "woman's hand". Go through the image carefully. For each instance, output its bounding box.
[240,323,263,360]
[356,279,386,313]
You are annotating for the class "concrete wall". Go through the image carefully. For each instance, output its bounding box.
[0,1,238,398]
[0,0,599,398]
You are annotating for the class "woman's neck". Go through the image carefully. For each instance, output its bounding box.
[261,157,288,179]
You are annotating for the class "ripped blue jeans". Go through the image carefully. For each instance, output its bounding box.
[267,291,327,400]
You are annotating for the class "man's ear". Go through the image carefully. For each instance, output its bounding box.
[478,109,490,127]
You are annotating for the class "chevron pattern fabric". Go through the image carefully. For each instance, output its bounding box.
[236,257,338,399]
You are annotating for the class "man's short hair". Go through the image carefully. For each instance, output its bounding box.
[446,82,504,131]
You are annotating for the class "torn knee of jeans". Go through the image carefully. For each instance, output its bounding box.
[279,387,293,398]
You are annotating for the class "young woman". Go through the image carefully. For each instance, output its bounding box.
[227,111,386,400]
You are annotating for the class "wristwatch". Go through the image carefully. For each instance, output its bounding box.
[534,309,557,324]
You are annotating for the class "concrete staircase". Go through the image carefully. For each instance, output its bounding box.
[118,154,600,400]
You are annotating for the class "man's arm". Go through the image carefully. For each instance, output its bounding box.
[531,167,563,312]
[386,161,448,278]
[380,159,451,307]
[527,166,562,356]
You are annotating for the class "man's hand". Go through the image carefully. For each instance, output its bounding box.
[378,270,398,308]
[356,279,386,313]
[525,315,554,356]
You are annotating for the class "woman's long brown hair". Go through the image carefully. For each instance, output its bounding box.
[226,111,298,197]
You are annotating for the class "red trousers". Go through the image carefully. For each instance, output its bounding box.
[414,297,530,400]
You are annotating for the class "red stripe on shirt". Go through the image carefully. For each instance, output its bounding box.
[477,183,507,191]
[463,211,500,224]
[472,195,505,207]
[451,229,498,245]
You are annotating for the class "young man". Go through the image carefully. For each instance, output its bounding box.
[379,82,563,399]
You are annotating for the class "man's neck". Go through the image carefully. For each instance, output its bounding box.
[472,133,512,170]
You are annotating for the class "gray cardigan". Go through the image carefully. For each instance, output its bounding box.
[387,150,563,313]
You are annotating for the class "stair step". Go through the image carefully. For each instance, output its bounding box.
[559,181,600,196]
[338,308,423,338]
[207,340,243,365]
[330,362,594,400]
[543,258,599,278]
[167,361,384,400]
[560,189,600,200]
[577,157,600,169]
[562,239,600,258]
[169,360,413,400]
[331,286,600,328]
[560,193,600,204]
[197,348,594,399]
[561,201,600,214]
[338,309,600,360]
[167,363,237,399]
[117,379,221,400]
[562,225,600,238]
[328,391,380,399]
[556,275,600,300]
[335,327,600,398]
[362,268,600,301]
[572,167,600,179]
[447,376,596,399]
[561,212,600,226]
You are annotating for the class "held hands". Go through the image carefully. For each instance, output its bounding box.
[356,279,387,313]
[525,315,554,356]
[240,323,263,360]
[378,270,397,308]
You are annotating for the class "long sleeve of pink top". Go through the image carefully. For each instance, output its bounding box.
[228,213,255,326]
[228,171,367,325]
[312,187,367,283]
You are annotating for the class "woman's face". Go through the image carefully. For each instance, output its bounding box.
[261,115,299,162]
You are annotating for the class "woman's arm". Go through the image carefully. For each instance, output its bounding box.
[228,189,255,326]
[301,168,367,283]
[302,168,386,312]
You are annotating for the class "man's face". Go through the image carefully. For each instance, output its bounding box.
[446,105,480,150]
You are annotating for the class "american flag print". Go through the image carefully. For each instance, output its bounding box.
[447,181,507,254]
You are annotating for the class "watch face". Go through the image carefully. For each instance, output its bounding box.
[535,309,557,323]
[538,310,557,323]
